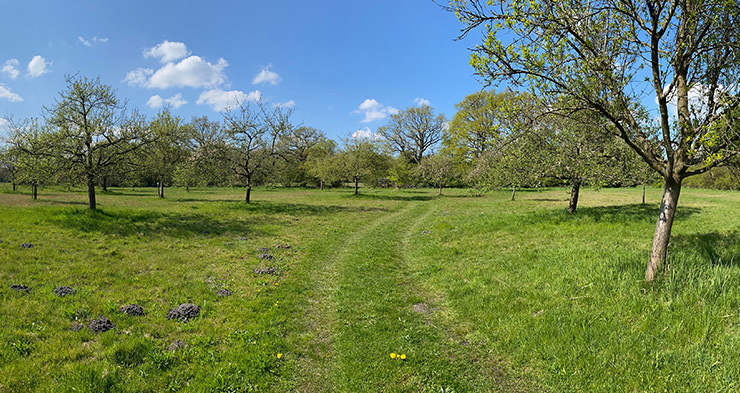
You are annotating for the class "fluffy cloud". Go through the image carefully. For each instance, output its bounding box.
[144,40,189,64]
[197,89,261,112]
[78,36,109,47]
[414,97,431,107]
[2,59,19,79]
[27,55,51,77]
[147,93,188,109]
[353,98,398,123]
[126,56,228,89]
[275,100,295,108]
[0,84,23,102]
[352,127,383,140]
[252,65,282,85]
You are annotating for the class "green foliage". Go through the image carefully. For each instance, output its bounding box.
[378,105,446,164]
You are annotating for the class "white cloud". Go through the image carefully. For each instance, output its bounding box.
[126,56,228,89]
[197,89,261,112]
[27,55,51,77]
[252,65,282,85]
[275,100,295,108]
[147,93,188,109]
[2,59,19,79]
[144,40,189,64]
[0,84,23,102]
[124,68,154,86]
[353,98,398,123]
[78,36,109,47]
[352,127,383,140]
[414,97,431,107]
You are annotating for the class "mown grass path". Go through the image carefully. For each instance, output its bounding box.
[293,198,536,392]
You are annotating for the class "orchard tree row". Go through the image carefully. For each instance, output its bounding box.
[1,75,658,213]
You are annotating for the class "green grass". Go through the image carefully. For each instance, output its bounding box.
[2,184,740,391]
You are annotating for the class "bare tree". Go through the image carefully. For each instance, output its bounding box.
[224,99,294,203]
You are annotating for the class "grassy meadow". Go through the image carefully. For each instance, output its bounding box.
[2,184,740,392]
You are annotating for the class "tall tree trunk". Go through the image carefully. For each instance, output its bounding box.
[245,178,251,204]
[568,179,581,214]
[511,185,516,201]
[438,183,443,196]
[32,182,37,200]
[87,178,97,210]
[159,180,165,199]
[645,177,682,282]
[102,176,108,192]
[12,181,17,191]
[320,181,324,191]
[642,184,646,205]
[354,177,359,195]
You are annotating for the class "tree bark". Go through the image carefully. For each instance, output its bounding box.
[102,176,108,192]
[87,179,97,210]
[320,181,324,191]
[645,177,682,282]
[354,177,359,195]
[438,183,443,196]
[32,182,37,200]
[245,179,251,204]
[511,185,516,201]
[159,180,165,199]
[186,185,190,193]
[13,181,17,191]
[642,184,646,205]
[568,179,581,214]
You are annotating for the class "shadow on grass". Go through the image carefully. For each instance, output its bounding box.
[347,192,436,202]
[525,203,701,224]
[671,231,740,268]
[47,208,277,238]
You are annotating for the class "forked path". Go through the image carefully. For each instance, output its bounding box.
[295,199,533,392]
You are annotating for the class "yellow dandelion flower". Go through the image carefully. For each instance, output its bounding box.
[400,354,406,360]
[390,353,396,359]
[277,353,282,359]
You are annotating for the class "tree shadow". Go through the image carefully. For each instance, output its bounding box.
[671,231,740,268]
[347,193,436,202]
[224,200,387,215]
[524,204,701,225]
[47,208,277,239]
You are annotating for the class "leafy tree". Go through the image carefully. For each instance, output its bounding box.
[451,0,740,281]
[274,126,330,186]
[416,153,459,195]
[224,100,294,203]
[139,108,189,198]
[45,75,150,209]
[336,137,390,195]
[378,105,446,164]
[5,118,60,199]
[306,138,339,190]
[174,116,230,190]
[0,145,20,191]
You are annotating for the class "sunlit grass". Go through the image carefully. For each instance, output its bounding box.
[1,184,740,391]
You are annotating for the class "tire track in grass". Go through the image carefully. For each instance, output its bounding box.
[295,200,415,392]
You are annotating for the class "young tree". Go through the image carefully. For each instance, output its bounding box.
[45,75,150,210]
[140,108,189,198]
[337,137,390,195]
[224,100,294,203]
[6,118,60,199]
[451,0,740,281]
[416,153,459,195]
[306,138,338,190]
[378,105,446,164]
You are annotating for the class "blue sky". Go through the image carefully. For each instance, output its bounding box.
[0,0,484,141]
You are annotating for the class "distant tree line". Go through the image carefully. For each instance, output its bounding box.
[0,74,705,214]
